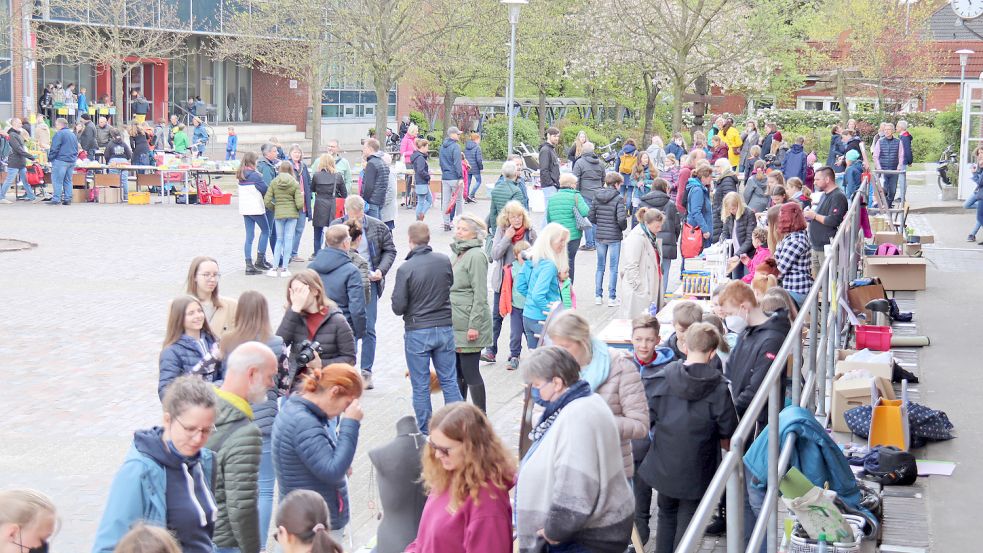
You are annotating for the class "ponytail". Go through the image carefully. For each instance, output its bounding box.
[311,524,343,553]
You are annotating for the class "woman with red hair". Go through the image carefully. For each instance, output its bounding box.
[773,202,813,305]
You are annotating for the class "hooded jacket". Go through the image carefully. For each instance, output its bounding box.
[743,174,771,213]
[538,141,560,190]
[105,137,132,160]
[361,152,390,207]
[263,174,304,220]
[573,152,605,202]
[207,392,262,553]
[636,360,738,500]
[631,346,676,462]
[91,428,216,553]
[311,170,347,228]
[684,177,712,232]
[308,247,367,338]
[158,333,218,400]
[587,187,627,244]
[545,187,589,240]
[781,143,806,183]
[638,189,681,259]
[329,213,397,294]
[257,157,279,186]
[411,150,430,189]
[711,174,739,242]
[450,238,493,351]
[439,138,463,181]
[725,309,791,423]
[899,130,913,166]
[464,140,484,173]
[391,245,454,330]
[276,305,357,372]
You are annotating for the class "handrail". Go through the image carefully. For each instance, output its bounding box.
[675,174,878,553]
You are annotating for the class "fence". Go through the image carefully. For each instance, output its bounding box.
[675,175,879,553]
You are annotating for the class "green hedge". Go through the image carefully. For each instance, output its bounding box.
[741,109,939,130]
[560,125,609,154]
[482,117,541,160]
[909,127,944,163]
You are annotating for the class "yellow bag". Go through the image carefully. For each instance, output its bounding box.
[869,380,909,451]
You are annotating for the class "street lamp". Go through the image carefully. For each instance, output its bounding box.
[502,0,527,158]
[957,49,974,107]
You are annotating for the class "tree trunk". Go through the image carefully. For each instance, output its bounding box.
[112,63,126,129]
[836,68,850,128]
[442,82,456,135]
[538,89,547,138]
[374,77,389,145]
[309,76,322,159]
[641,72,658,146]
[671,77,686,133]
[615,102,624,124]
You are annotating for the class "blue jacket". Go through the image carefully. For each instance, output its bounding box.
[158,333,217,400]
[843,163,863,198]
[438,138,463,181]
[515,258,560,321]
[49,128,79,162]
[92,429,215,553]
[781,143,806,182]
[193,125,209,147]
[684,177,712,232]
[826,133,843,168]
[258,157,279,186]
[226,134,238,153]
[464,140,484,172]
[308,247,367,338]
[899,131,913,166]
[272,396,360,531]
[744,406,865,514]
[665,141,685,160]
[78,92,89,112]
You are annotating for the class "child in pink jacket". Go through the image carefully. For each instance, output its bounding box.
[741,227,772,283]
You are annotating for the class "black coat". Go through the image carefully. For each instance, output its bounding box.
[5,130,34,169]
[721,209,756,256]
[587,187,627,244]
[105,138,132,160]
[725,309,791,424]
[390,245,454,331]
[312,170,347,227]
[130,132,150,163]
[573,153,605,202]
[538,142,560,190]
[638,189,682,259]
[276,307,356,377]
[329,214,397,293]
[79,121,98,152]
[711,175,739,242]
[361,153,389,207]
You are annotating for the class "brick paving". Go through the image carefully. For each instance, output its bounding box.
[0,193,724,552]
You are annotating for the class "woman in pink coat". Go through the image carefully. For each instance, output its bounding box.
[400,124,418,207]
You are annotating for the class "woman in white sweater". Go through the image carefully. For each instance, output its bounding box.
[516,346,634,553]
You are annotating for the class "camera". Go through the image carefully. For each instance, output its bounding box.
[295,340,321,368]
[763,153,777,163]
[190,352,221,380]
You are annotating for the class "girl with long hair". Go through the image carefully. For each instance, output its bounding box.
[158,296,218,400]
[516,223,570,349]
[238,152,273,273]
[274,490,344,553]
[185,256,238,333]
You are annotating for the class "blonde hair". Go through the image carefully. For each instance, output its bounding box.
[527,223,570,274]
[546,311,593,358]
[408,123,418,136]
[558,173,578,189]
[496,200,531,229]
[722,191,746,221]
[113,523,182,553]
[314,153,336,173]
[0,489,56,530]
[684,322,722,355]
[635,206,665,226]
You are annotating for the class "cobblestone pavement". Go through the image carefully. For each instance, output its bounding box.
[0,193,724,553]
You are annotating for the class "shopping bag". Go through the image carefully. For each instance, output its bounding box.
[680,223,704,259]
[869,380,909,451]
[334,197,345,219]
[528,187,545,213]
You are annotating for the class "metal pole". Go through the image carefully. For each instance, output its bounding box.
[21,0,34,118]
[725,437,745,553]
[505,6,519,157]
[766,377,780,553]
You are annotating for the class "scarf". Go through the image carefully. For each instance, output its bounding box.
[499,265,513,316]
[528,379,591,443]
[580,337,611,391]
[511,225,527,244]
[640,223,659,249]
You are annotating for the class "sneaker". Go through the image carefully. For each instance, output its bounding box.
[507,357,519,371]
[266,268,279,277]
[594,296,603,305]
[289,256,305,263]
[0,199,12,204]
[280,268,292,277]
[309,253,318,261]
[579,244,595,251]
[361,370,374,390]
[608,298,621,308]
[46,200,61,206]
[705,514,726,536]
[480,349,496,363]
[968,234,977,242]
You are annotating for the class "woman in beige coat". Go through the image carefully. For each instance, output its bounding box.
[618,207,665,319]
[547,311,649,478]
[184,256,238,335]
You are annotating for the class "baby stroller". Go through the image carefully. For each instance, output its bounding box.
[515,142,539,171]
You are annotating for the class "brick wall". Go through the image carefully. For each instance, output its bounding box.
[926,83,960,111]
[250,70,309,131]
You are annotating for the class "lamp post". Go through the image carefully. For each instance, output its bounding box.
[502,0,527,158]
[957,49,974,107]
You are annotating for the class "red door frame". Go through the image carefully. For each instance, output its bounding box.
[95,58,169,121]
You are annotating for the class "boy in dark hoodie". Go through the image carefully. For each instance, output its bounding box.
[781,136,806,183]
[637,322,738,553]
[463,132,484,202]
[627,315,677,546]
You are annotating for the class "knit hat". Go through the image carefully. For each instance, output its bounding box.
[845,149,861,162]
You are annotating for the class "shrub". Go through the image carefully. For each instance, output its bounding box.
[935,103,961,153]
[909,127,944,163]
[482,116,540,160]
[560,125,608,154]
[741,109,938,131]
[409,111,428,132]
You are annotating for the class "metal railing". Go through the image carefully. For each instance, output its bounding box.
[676,178,872,553]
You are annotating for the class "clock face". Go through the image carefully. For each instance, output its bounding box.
[953,0,983,20]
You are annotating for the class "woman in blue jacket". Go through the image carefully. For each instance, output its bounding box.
[192,117,208,157]
[685,165,714,250]
[272,363,364,539]
[516,222,570,349]
[158,296,218,400]
[92,376,218,553]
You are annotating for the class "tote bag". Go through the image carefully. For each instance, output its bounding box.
[680,223,704,259]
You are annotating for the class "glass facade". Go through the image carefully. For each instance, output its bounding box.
[321,66,397,120]
[167,37,251,122]
[37,0,257,35]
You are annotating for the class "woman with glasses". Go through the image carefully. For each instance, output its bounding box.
[92,376,219,553]
[405,403,515,553]
[185,256,238,335]
[158,296,219,400]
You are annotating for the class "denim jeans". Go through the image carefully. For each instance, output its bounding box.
[509,307,525,358]
[656,493,701,553]
[566,236,581,283]
[582,196,596,248]
[360,282,379,372]
[442,180,460,226]
[0,167,34,200]
[661,257,672,290]
[226,150,236,160]
[416,188,432,218]
[595,241,621,299]
[266,210,277,255]
[744,466,767,553]
[258,434,274,549]
[976,198,983,237]
[403,326,462,434]
[51,160,74,203]
[541,186,556,220]
[272,217,298,269]
[216,548,240,553]
[523,316,545,349]
[365,202,382,220]
[108,158,129,200]
[290,213,307,258]
[966,196,982,236]
[898,164,907,205]
[881,173,898,207]
[243,215,270,260]
[313,226,325,255]
[467,172,482,198]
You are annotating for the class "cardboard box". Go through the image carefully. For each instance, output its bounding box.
[835,349,893,380]
[97,187,121,204]
[903,243,921,256]
[873,231,904,246]
[847,279,887,321]
[832,375,895,433]
[864,256,927,291]
[908,234,934,244]
[72,188,88,204]
[870,216,893,233]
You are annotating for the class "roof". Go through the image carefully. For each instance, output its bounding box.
[930,5,983,40]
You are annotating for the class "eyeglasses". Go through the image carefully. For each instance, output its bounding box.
[428,439,456,457]
[198,272,221,281]
[173,417,216,438]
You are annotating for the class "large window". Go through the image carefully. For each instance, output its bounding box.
[167,38,251,122]
[36,0,257,34]
[321,81,397,120]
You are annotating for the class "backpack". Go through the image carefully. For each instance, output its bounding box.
[681,223,704,259]
[619,152,638,175]
[0,135,11,162]
[26,164,43,186]
[875,243,899,256]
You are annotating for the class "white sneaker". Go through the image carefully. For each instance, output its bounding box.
[608,298,621,307]
[266,268,279,277]
[594,296,603,305]
[280,269,292,277]
[0,199,12,204]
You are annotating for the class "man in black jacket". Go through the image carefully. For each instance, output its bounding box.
[360,138,389,220]
[391,222,463,433]
[805,167,848,278]
[308,225,367,340]
[0,118,39,203]
[78,113,98,160]
[538,127,561,202]
[573,141,604,250]
[331,194,397,389]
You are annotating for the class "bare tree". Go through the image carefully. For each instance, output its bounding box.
[33,0,190,126]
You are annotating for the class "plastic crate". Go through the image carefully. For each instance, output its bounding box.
[788,514,865,553]
[128,192,151,205]
[211,193,232,205]
[856,325,892,351]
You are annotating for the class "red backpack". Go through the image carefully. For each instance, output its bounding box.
[25,163,43,186]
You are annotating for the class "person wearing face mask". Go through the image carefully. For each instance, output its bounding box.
[158,296,220,400]
[207,342,279,553]
[0,489,57,553]
[92,376,219,553]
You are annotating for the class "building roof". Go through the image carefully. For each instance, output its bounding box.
[930,5,983,41]
[935,41,983,79]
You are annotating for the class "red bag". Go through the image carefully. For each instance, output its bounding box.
[334,197,345,219]
[26,164,43,186]
[500,266,514,316]
[681,223,704,259]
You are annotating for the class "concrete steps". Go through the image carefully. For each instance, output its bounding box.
[189,122,313,159]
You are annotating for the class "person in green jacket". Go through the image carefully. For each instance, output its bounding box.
[264,162,304,276]
[207,342,278,553]
[450,213,492,413]
[172,123,190,154]
[486,160,526,229]
[545,173,589,283]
